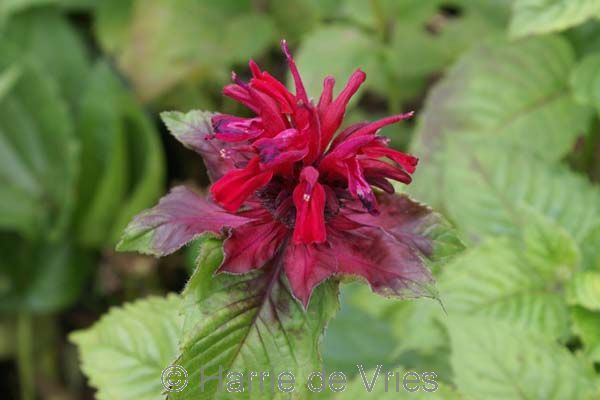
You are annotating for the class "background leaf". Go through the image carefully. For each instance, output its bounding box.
[510,0,600,38]
[447,315,599,400]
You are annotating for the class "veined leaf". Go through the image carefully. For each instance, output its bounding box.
[571,306,600,363]
[567,271,600,311]
[570,52,600,110]
[170,237,339,399]
[410,35,592,208]
[510,0,600,38]
[71,295,183,400]
[438,138,600,244]
[447,315,599,400]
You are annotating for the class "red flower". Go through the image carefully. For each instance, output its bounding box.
[122,41,438,307]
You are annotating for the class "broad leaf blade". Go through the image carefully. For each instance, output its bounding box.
[171,237,339,399]
[71,295,183,400]
[448,315,599,400]
[510,0,600,38]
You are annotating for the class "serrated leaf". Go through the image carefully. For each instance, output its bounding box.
[71,295,183,400]
[170,237,339,399]
[98,0,276,102]
[510,0,600,38]
[410,35,592,208]
[567,271,600,311]
[570,52,600,110]
[447,315,599,400]
[571,306,600,363]
[429,137,600,244]
[0,233,92,313]
[438,227,575,338]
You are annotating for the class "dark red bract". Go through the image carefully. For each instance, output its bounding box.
[126,40,437,307]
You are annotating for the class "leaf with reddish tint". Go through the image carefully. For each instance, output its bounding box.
[161,110,237,182]
[169,237,339,399]
[116,186,249,256]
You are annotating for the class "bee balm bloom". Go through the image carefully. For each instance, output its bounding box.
[120,40,439,307]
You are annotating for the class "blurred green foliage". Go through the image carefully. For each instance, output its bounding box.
[0,0,600,399]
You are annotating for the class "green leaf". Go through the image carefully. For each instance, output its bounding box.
[1,9,90,108]
[322,284,401,376]
[439,218,577,340]
[294,25,382,101]
[510,0,600,38]
[410,35,592,208]
[97,0,276,102]
[74,62,129,247]
[107,83,165,243]
[571,306,600,363]
[0,64,20,100]
[570,52,600,110]
[336,370,461,399]
[447,315,599,400]
[170,237,340,399]
[0,58,78,239]
[580,223,600,270]
[70,295,183,400]
[567,271,600,311]
[0,233,92,314]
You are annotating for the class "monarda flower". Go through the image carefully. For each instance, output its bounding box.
[120,40,442,307]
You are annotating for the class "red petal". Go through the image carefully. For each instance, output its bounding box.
[292,167,327,244]
[319,69,366,147]
[210,157,273,212]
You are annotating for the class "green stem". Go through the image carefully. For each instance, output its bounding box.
[17,313,34,400]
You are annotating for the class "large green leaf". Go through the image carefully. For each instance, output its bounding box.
[410,35,592,208]
[571,306,600,363]
[510,0,600,38]
[0,58,78,239]
[71,295,183,400]
[107,92,165,243]
[570,52,600,110]
[170,237,339,399]
[74,62,129,247]
[447,315,599,400]
[0,233,92,314]
[438,210,579,339]
[425,137,600,244]
[1,9,90,108]
[96,0,276,102]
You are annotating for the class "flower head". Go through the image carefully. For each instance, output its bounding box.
[120,40,439,307]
